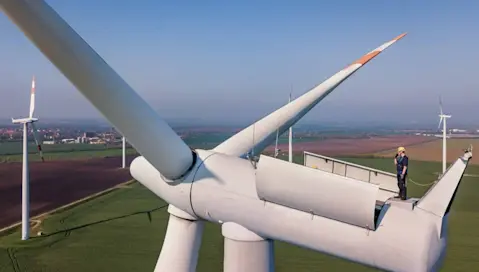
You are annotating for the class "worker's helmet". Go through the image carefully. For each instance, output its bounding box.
[397,146,406,153]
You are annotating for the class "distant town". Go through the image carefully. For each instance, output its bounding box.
[1,123,479,146]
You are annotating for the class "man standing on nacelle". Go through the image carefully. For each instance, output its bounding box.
[394,146,408,200]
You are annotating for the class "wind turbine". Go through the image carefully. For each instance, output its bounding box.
[3,2,473,271]
[11,75,44,241]
[438,96,451,174]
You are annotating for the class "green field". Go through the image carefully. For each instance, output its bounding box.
[1,157,479,271]
[0,141,109,155]
[0,141,136,162]
[0,135,320,162]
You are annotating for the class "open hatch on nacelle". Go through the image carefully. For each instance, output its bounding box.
[303,151,399,205]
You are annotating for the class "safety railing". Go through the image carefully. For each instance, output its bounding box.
[303,151,399,203]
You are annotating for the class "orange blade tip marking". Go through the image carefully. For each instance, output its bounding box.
[343,32,407,69]
[352,51,381,66]
[393,32,407,41]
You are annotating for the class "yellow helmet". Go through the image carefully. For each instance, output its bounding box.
[397,146,406,153]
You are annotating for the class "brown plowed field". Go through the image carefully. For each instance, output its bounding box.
[375,138,479,165]
[266,135,436,156]
[0,155,137,229]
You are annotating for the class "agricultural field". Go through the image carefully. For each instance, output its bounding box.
[268,135,436,156]
[1,157,479,271]
[180,132,320,150]
[0,142,138,163]
[375,138,479,165]
[0,142,108,155]
[0,133,430,163]
[0,155,136,228]
[0,133,323,162]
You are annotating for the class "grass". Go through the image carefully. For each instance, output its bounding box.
[0,137,321,163]
[0,142,138,162]
[0,142,110,155]
[0,147,139,163]
[1,157,479,271]
[0,143,207,163]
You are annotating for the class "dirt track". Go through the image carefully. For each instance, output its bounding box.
[0,155,137,229]
[266,135,436,156]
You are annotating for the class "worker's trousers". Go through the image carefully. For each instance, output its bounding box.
[397,174,407,200]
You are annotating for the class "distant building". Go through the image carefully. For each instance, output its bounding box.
[84,132,96,138]
[89,137,105,144]
[61,138,77,144]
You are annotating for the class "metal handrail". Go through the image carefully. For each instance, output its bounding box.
[303,151,396,178]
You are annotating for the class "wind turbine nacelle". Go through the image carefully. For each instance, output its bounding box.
[130,150,448,272]
[12,117,38,124]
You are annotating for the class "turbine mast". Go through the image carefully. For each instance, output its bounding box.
[22,122,30,240]
[443,117,447,174]
[288,92,293,163]
[122,136,126,168]
[274,129,279,158]
[438,95,450,174]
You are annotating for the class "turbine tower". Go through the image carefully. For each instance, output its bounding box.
[288,93,293,163]
[2,2,473,271]
[273,93,294,160]
[273,129,280,158]
[438,96,451,174]
[11,76,44,241]
[122,136,126,168]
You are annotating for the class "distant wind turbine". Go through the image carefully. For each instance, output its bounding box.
[11,76,44,241]
[438,96,451,174]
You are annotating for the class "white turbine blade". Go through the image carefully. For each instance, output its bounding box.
[438,117,443,130]
[416,150,472,217]
[439,95,443,115]
[30,122,44,162]
[29,75,35,118]
[214,33,407,156]
[1,0,193,179]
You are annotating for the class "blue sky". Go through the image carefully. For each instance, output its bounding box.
[0,0,478,127]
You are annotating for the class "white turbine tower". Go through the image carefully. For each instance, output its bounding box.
[273,129,280,158]
[3,2,473,271]
[122,136,126,168]
[273,93,293,160]
[11,75,44,241]
[288,93,293,163]
[438,96,451,174]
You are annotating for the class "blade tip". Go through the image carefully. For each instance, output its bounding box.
[393,32,407,42]
[31,76,36,93]
[348,32,408,68]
